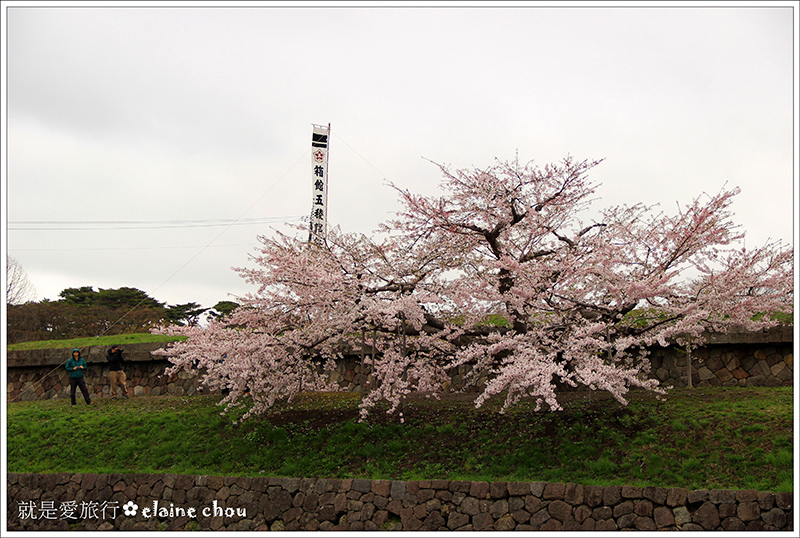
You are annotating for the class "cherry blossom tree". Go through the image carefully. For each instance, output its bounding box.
[154,155,793,421]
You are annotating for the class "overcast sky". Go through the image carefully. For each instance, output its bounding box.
[2,1,797,313]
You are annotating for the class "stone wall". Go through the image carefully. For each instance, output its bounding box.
[6,325,793,402]
[321,325,794,393]
[6,343,204,402]
[6,473,793,532]
[648,326,794,389]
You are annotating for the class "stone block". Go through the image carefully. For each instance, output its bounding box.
[718,503,736,518]
[489,499,508,519]
[512,509,532,523]
[472,512,494,531]
[573,505,591,523]
[489,481,508,499]
[603,484,622,505]
[634,516,657,531]
[447,511,469,530]
[704,355,724,371]
[764,376,782,387]
[469,481,490,499]
[692,501,720,530]
[617,512,637,529]
[385,499,402,516]
[530,508,551,526]
[508,496,525,512]
[302,493,319,512]
[673,506,691,528]
[621,485,642,499]
[372,509,389,527]
[735,489,758,503]
[415,489,433,503]
[653,506,674,528]
[687,489,708,503]
[757,491,775,510]
[722,513,748,530]
[583,485,605,507]
[595,518,618,531]
[643,486,668,504]
[524,495,542,515]
[430,479,449,490]
[448,481,471,493]
[540,518,563,531]
[592,506,612,520]
[434,489,452,502]
[371,480,391,497]
[506,482,531,496]
[737,501,760,521]
[564,483,583,505]
[731,367,748,379]
[389,481,406,500]
[425,498,441,513]
[776,492,793,509]
[708,489,736,504]
[613,500,634,517]
[746,374,766,386]
[634,499,653,517]
[746,519,765,531]
[543,482,565,500]
[494,514,515,531]
[770,362,786,376]
[460,497,480,516]
[529,481,546,497]
[761,507,787,528]
[351,479,372,493]
[548,500,572,523]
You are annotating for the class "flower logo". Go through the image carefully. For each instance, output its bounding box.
[122,501,138,516]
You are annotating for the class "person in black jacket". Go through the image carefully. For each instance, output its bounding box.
[106,345,130,400]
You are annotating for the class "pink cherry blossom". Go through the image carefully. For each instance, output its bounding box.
[154,155,793,421]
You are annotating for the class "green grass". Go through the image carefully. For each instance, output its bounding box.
[6,386,794,491]
[7,333,185,352]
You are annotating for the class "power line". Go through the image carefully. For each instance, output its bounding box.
[8,216,304,231]
[8,147,311,403]
[8,243,259,252]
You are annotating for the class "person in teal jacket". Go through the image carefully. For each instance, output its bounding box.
[66,348,92,405]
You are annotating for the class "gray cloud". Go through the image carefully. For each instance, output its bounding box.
[4,3,795,309]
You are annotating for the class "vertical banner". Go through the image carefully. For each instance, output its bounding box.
[309,123,330,242]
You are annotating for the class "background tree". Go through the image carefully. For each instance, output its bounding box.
[206,301,240,323]
[7,286,173,343]
[156,156,793,421]
[6,256,37,305]
[166,302,209,327]
[59,286,165,310]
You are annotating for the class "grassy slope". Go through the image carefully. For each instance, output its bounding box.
[6,386,793,492]
[7,333,185,352]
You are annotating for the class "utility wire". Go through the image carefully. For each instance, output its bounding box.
[332,132,393,183]
[10,147,311,403]
[10,243,259,252]
[9,216,304,231]
[13,133,391,403]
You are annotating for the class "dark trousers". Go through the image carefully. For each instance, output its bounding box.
[69,377,91,405]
